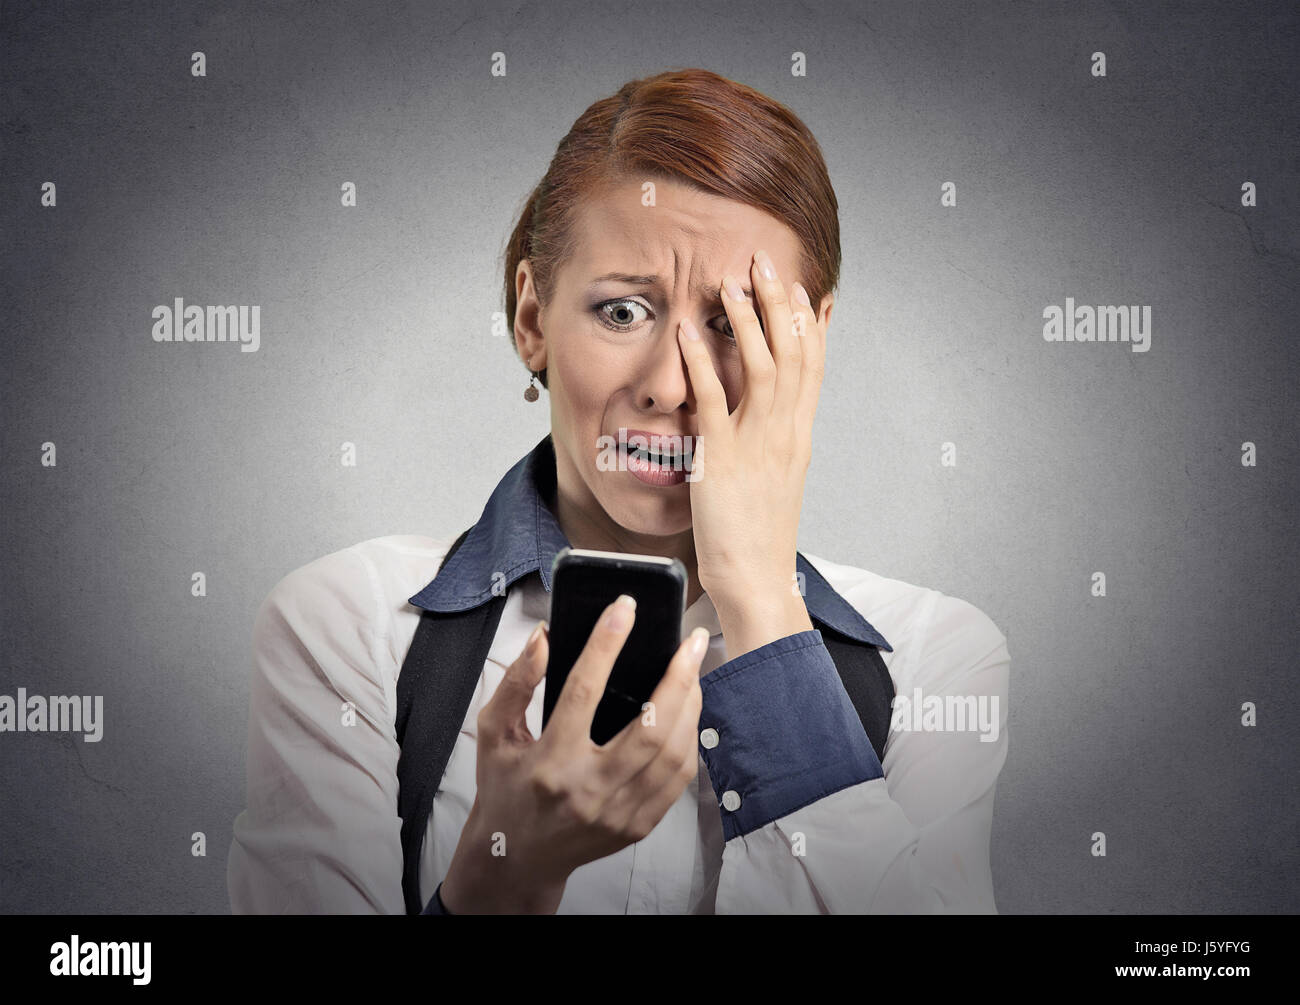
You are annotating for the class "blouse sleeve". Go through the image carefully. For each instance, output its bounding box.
[703,594,1010,913]
[227,545,406,913]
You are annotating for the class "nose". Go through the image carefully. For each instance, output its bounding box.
[632,319,696,414]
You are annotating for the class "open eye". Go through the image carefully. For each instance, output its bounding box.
[593,297,737,344]
[595,298,651,330]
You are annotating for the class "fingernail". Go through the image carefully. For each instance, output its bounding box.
[526,619,545,656]
[606,594,636,630]
[690,626,709,658]
[755,249,776,280]
[679,318,701,341]
[723,274,745,301]
[794,282,811,307]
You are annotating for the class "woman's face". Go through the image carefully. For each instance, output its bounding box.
[513,175,831,547]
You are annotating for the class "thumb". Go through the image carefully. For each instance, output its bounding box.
[481,619,548,737]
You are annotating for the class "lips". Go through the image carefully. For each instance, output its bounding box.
[619,427,693,487]
[619,427,693,460]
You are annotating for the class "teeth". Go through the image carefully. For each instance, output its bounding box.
[629,445,688,463]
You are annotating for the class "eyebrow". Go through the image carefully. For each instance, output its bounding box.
[586,272,753,302]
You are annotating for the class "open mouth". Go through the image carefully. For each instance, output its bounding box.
[622,441,692,468]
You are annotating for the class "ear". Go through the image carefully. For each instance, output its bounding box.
[514,259,547,370]
[818,294,834,333]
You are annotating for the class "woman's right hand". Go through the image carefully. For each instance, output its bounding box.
[437,594,708,914]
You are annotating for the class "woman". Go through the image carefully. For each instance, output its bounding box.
[228,68,1010,914]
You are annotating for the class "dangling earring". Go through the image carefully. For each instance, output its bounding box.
[524,367,540,402]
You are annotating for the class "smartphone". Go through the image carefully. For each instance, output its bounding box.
[542,547,688,745]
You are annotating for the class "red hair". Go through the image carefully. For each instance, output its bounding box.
[503,68,842,390]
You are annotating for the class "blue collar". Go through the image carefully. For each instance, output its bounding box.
[408,433,892,652]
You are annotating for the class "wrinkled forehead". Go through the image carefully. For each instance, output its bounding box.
[561,176,804,290]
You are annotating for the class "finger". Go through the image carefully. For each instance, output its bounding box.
[543,594,636,749]
[676,318,728,446]
[751,249,802,422]
[479,619,548,741]
[793,286,827,445]
[609,667,704,838]
[600,625,709,789]
[719,271,775,422]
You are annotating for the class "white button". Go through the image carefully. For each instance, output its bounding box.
[699,727,719,749]
[721,790,741,812]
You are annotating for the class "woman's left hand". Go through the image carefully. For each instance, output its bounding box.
[676,248,828,657]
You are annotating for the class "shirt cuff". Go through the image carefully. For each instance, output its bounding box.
[698,629,884,841]
[420,881,453,915]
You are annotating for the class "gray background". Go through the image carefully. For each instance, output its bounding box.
[2,0,1297,913]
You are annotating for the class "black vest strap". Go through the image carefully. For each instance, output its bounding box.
[394,527,505,915]
[820,630,895,764]
[394,528,896,915]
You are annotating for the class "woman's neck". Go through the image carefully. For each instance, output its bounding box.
[549,479,704,608]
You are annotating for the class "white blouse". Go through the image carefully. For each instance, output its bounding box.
[227,533,1011,913]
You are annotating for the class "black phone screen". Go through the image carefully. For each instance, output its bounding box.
[541,551,686,745]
